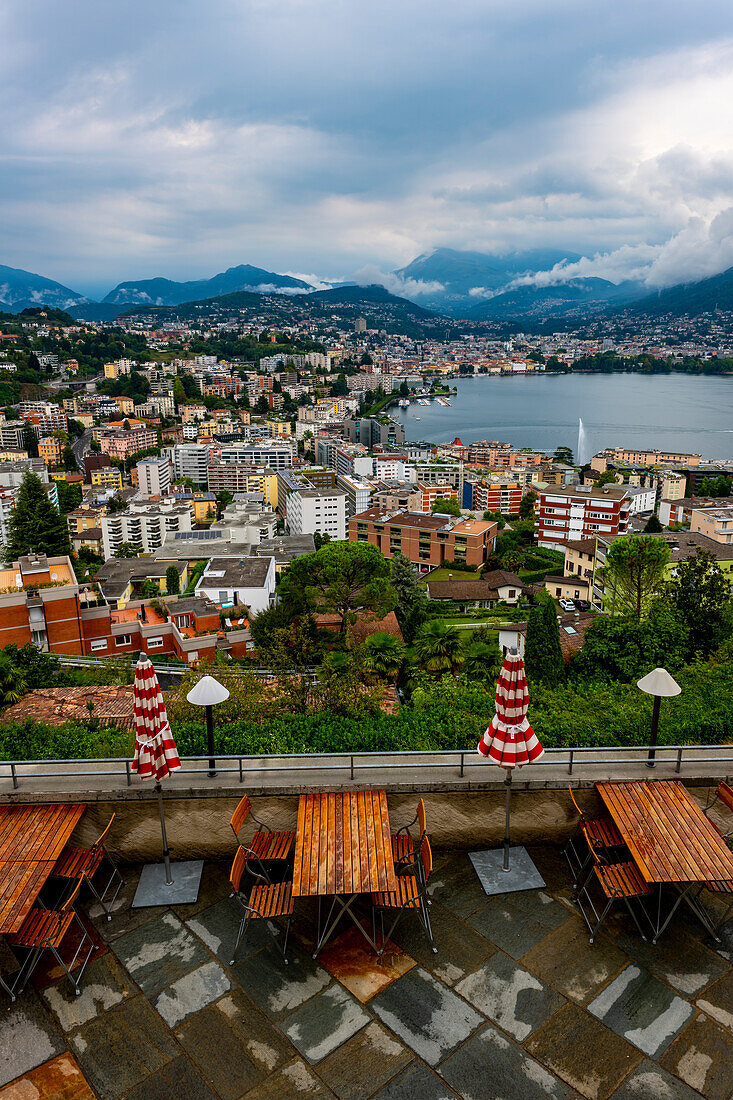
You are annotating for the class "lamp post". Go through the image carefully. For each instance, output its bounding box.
[637,667,681,768]
[186,676,230,777]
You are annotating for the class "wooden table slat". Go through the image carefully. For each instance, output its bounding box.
[597,781,733,884]
[292,790,397,898]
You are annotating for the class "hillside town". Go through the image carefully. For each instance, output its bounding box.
[0,307,731,668]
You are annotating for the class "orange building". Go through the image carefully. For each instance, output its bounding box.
[350,509,496,573]
[38,437,62,468]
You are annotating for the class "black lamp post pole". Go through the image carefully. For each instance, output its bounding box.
[206,705,216,777]
[647,694,661,768]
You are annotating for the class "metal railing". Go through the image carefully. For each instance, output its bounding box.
[1,743,732,791]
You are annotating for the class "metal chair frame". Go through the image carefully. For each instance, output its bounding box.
[372,835,436,956]
[704,781,733,844]
[230,795,294,884]
[574,823,652,945]
[563,785,624,884]
[8,877,95,999]
[391,798,427,873]
[229,848,293,966]
[51,813,125,922]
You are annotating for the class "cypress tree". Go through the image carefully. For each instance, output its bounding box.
[390,552,427,642]
[524,594,564,687]
[3,471,71,564]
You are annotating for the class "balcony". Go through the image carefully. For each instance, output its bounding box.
[1,746,732,1099]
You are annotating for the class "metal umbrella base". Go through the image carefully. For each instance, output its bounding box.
[132,859,204,907]
[131,780,203,907]
[469,847,545,896]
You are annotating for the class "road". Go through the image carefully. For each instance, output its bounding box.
[71,428,92,470]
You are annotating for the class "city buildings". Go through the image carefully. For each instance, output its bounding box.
[287,487,347,541]
[690,505,733,545]
[100,499,193,558]
[195,556,276,615]
[350,508,496,572]
[136,455,171,498]
[536,485,630,548]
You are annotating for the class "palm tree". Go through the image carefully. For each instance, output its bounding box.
[362,632,406,683]
[462,639,500,683]
[0,655,26,707]
[413,620,464,678]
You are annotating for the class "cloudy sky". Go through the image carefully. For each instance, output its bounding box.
[2,0,733,297]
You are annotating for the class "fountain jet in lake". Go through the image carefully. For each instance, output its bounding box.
[577,417,588,464]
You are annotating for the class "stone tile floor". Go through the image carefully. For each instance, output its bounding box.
[1,848,733,1099]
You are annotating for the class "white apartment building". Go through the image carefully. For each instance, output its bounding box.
[196,556,276,615]
[172,444,212,485]
[537,485,630,548]
[336,473,373,519]
[137,456,171,498]
[626,485,656,515]
[287,488,347,541]
[218,442,294,470]
[101,501,193,558]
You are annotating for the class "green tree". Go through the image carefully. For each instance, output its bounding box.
[114,542,140,558]
[56,480,82,514]
[518,491,537,519]
[413,619,464,678]
[249,605,322,667]
[399,381,409,397]
[668,550,733,659]
[0,653,27,706]
[278,542,396,643]
[3,471,70,563]
[330,373,349,397]
[431,496,461,516]
[600,535,670,619]
[461,638,501,683]
[22,425,39,458]
[553,445,574,465]
[165,565,180,595]
[362,632,406,682]
[390,553,427,643]
[255,395,270,416]
[140,579,159,599]
[524,594,564,687]
[173,376,186,406]
[596,470,619,487]
[572,602,685,682]
[644,514,663,532]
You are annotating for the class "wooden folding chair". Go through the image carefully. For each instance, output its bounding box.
[372,835,437,957]
[50,813,124,921]
[563,785,624,884]
[574,823,652,944]
[704,782,733,845]
[230,795,294,881]
[9,877,95,997]
[390,798,427,872]
[229,848,294,966]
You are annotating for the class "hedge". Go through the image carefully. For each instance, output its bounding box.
[1,655,731,761]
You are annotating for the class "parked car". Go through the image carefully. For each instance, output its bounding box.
[558,598,576,612]
[574,599,591,611]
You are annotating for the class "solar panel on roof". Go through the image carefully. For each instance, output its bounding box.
[172,530,223,541]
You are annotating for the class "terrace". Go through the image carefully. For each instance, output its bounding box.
[1,750,733,1098]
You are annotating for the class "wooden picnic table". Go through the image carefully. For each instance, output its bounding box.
[292,791,398,955]
[596,780,733,942]
[0,803,86,934]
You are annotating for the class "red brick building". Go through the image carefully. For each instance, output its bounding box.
[350,508,496,572]
[536,485,630,548]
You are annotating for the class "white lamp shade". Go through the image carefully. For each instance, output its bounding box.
[637,667,682,698]
[186,676,230,707]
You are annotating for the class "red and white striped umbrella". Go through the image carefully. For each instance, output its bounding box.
[131,654,180,782]
[478,650,544,768]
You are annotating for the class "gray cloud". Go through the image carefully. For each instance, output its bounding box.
[1,1,733,292]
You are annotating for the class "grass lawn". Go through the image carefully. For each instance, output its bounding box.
[420,567,480,586]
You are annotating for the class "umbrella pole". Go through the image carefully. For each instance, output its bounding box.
[155,781,173,886]
[502,770,513,871]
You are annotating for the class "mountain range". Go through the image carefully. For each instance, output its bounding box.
[1,251,732,326]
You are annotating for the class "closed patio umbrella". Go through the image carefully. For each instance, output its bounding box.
[471,649,546,895]
[131,655,203,907]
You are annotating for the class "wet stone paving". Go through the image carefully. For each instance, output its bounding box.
[1,849,733,1099]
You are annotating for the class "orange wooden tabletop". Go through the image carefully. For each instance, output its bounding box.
[0,804,86,863]
[596,780,733,885]
[0,804,86,934]
[292,790,398,898]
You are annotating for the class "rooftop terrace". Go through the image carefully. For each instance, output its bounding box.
[2,845,732,1099]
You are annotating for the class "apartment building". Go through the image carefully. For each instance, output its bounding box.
[137,455,171,498]
[206,462,278,505]
[350,508,496,572]
[609,447,701,467]
[544,537,596,603]
[343,417,405,449]
[100,427,157,460]
[371,485,423,512]
[287,487,347,541]
[0,421,28,449]
[465,477,524,514]
[38,437,62,468]
[467,440,544,468]
[18,403,68,436]
[690,505,733,545]
[658,496,716,527]
[195,556,276,616]
[218,442,294,470]
[172,443,212,485]
[0,554,92,654]
[90,467,123,492]
[336,473,373,519]
[101,500,193,558]
[415,482,459,512]
[536,485,630,548]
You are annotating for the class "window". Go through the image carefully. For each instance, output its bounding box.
[188,651,198,663]
[91,639,108,652]
[115,635,131,647]
[148,637,164,648]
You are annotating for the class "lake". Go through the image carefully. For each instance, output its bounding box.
[392,373,733,461]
